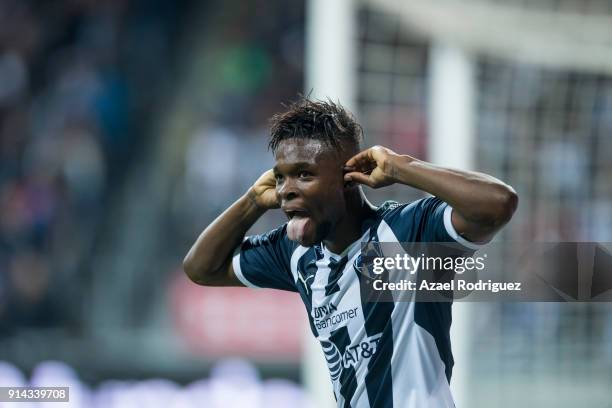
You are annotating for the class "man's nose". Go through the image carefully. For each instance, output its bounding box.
[277,178,299,201]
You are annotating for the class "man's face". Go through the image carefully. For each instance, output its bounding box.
[273,138,349,246]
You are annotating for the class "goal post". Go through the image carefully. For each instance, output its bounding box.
[304,1,356,406]
[428,43,476,408]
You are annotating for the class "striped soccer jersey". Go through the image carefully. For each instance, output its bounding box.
[232,197,482,408]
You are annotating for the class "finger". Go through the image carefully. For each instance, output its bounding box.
[345,149,374,168]
[344,171,374,187]
[345,155,371,170]
[345,158,375,175]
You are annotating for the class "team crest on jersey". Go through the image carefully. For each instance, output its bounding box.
[353,254,363,273]
[355,241,384,278]
[321,333,383,381]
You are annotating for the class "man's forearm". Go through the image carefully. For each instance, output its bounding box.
[388,155,517,227]
[183,191,265,283]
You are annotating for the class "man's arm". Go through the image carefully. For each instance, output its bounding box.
[183,170,277,286]
[344,146,518,243]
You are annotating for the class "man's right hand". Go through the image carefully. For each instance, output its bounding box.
[185,169,277,287]
[247,169,279,210]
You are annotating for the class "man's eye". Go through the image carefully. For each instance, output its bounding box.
[298,171,312,178]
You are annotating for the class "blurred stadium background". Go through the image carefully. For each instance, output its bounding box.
[0,0,611,407]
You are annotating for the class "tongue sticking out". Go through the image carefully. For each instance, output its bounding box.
[287,217,311,242]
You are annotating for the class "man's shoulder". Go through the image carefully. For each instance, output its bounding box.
[243,223,293,250]
[374,197,447,237]
[375,198,421,221]
[375,200,402,217]
[377,197,445,218]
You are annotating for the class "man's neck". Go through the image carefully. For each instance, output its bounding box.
[323,190,376,255]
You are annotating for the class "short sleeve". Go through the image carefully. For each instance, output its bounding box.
[232,225,298,292]
[382,196,484,251]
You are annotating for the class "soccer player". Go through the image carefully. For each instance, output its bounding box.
[183,98,517,407]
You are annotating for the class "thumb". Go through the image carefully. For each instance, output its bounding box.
[344,172,373,187]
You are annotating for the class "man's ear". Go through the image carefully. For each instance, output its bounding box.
[343,179,356,189]
[342,167,354,189]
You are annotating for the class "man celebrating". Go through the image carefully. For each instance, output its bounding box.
[183,98,517,407]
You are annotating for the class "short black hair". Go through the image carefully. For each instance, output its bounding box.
[268,96,362,154]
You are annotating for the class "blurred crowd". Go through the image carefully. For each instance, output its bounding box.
[0,0,185,334]
[175,0,304,244]
[0,358,313,408]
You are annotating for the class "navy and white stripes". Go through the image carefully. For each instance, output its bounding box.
[232,197,483,407]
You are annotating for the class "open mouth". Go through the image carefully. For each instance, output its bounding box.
[285,209,309,220]
[284,208,314,243]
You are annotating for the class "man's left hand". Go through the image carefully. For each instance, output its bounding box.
[344,145,405,188]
